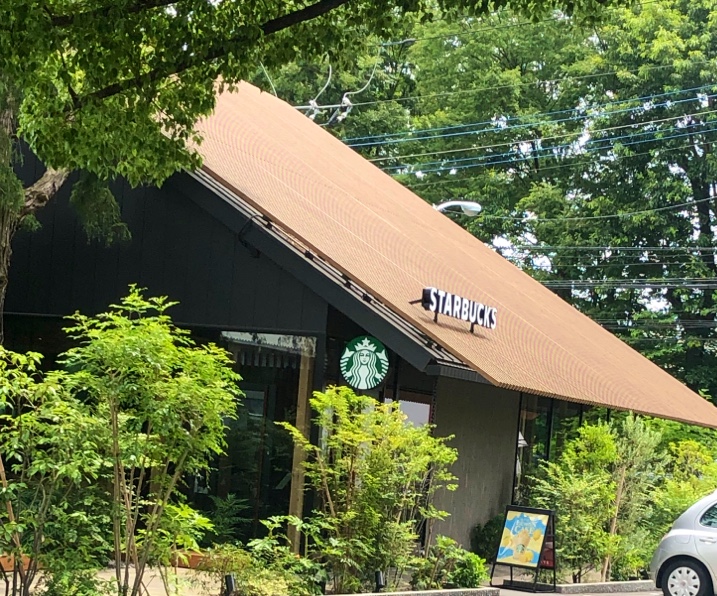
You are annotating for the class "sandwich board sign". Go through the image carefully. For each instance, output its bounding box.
[490,506,556,592]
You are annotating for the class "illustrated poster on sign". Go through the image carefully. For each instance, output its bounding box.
[496,508,550,568]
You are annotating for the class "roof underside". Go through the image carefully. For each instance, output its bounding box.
[195,82,717,429]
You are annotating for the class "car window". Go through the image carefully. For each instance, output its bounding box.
[700,505,717,528]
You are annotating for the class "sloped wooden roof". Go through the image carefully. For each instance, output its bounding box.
[196,81,717,428]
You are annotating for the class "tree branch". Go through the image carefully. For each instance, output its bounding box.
[51,0,181,27]
[83,0,352,103]
[22,168,70,217]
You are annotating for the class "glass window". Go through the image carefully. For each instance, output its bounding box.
[701,505,717,528]
[514,395,552,504]
[550,401,582,458]
[186,331,317,542]
[385,398,431,426]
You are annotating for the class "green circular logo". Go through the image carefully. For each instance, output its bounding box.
[340,336,390,391]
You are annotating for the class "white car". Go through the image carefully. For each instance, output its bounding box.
[651,491,717,596]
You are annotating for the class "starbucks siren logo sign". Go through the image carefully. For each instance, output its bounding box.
[340,336,389,390]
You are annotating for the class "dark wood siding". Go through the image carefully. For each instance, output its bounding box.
[8,160,328,335]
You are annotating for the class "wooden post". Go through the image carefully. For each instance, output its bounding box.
[287,343,314,552]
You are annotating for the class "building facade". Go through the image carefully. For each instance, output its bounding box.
[8,83,717,548]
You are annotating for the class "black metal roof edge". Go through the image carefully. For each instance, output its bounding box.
[177,170,474,376]
[424,363,492,385]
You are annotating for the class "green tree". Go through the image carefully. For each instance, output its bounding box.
[0,349,108,596]
[279,386,458,593]
[418,1,717,400]
[60,287,242,596]
[532,417,665,582]
[532,423,617,582]
[295,0,717,406]
[602,415,665,581]
[653,439,717,537]
[0,0,621,344]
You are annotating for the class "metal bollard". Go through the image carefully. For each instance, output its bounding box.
[374,570,385,593]
[224,573,237,596]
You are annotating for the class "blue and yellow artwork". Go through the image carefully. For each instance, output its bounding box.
[495,509,550,568]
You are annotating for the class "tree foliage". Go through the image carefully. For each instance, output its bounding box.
[531,416,712,583]
[259,0,717,409]
[279,386,458,593]
[60,286,241,596]
[0,349,109,596]
[0,0,625,345]
[0,289,242,596]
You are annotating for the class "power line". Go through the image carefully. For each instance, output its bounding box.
[623,337,717,342]
[296,60,715,112]
[376,108,717,168]
[404,140,698,189]
[347,86,715,147]
[507,245,717,252]
[540,277,717,289]
[300,59,716,110]
[511,260,709,269]
[597,321,717,328]
[381,113,717,171]
[391,122,717,175]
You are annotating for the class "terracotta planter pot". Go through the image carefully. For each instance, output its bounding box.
[0,555,32,572]
[170,550,207,569]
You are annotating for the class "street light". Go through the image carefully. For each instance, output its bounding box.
[433,200,483,217]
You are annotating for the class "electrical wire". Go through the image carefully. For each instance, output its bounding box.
[510,260,711,269]
[625,340,717,344]
[394,122,717,175]
[540,277,717,288]
[404,140,698,188]
[507,245,717,252]
[596,321,717,327]
[295,59,716,111]
[346,86,715,147]
[376,108,717,169]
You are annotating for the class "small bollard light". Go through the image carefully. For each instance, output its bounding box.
[224,573,237,596]
[374,570,385,593]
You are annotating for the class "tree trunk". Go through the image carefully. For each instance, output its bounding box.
[601,465,626,582]
[0,167,69,344]
[0,209,18,345]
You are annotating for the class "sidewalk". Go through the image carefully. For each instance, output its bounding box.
[93,568,663,596]
[96,568,216,596]
[500,590,661,596]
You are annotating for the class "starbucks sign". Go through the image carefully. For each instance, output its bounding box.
[340,336,389,391]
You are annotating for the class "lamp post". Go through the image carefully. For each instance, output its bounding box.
[433,200,482,216]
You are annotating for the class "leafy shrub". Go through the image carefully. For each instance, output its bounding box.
[410,535,488,590]
[0,349,109,596]
[470,515,504,562]
[280,386,458,593]
[40,567,113,596]
[198,537,324,596]
[531,416,665,582]
[204,493,251,545]
[61,287,242,596]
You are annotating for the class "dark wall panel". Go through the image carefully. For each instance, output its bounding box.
[8,159,328,335]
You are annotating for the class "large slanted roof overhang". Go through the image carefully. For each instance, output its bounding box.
[184,169,485,383]
[194,81,717,429]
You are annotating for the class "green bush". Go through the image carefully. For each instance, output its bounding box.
[470,515,504,562]
[198,539,324,596]
[531,416,667,582]
[410,535,488,590]
[280,386,458,593]
[203,494,251,546]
